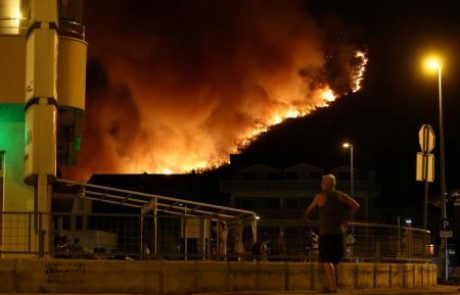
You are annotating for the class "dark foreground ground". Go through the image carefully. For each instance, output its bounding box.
[3,286,460,295]
[193,286,460,294]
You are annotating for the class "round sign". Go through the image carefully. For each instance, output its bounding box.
[419,124,435,153]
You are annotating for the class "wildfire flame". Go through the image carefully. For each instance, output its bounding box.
[351,50,368,93]
[64,1,368,180]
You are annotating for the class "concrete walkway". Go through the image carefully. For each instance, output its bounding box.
[18,287,456,295]
[191,286,460,294]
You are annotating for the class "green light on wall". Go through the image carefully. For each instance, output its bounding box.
[0,104,23,122]
[74,136,81,151]
[0,104,24,147]
[0,126,8,146]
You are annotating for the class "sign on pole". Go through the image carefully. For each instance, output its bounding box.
[416,152,435,182]
[416,124,435,182]
[416,124,436,232]
[419,124,435,153]
[440,218,453,238]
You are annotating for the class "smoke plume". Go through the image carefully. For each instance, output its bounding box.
[63,0,366,181]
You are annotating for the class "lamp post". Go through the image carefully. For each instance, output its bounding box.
[425,56,448,281]
[342,142,354,197]
[342,142,357,237]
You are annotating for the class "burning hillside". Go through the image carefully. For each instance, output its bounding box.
[63,0,367,180]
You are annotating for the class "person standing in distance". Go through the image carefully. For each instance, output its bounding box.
[304,174,360,293]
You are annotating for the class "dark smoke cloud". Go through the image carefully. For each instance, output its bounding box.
[63,0,364,181]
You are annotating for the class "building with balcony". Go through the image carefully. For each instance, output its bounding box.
[219,160,380,226]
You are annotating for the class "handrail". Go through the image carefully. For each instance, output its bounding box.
[56,178,257,222]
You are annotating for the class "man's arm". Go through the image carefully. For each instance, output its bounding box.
[340,193,360,215]
[304,194,320,219]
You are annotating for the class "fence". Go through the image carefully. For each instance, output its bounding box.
[0,212,431,262]
[258,221,432,262]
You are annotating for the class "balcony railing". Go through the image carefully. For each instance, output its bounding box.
[220,179,320,193]
[220,179,379,195]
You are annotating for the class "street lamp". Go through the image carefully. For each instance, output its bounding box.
[342,142,357,237]
[342,142,354,197]
[424,55,448,281]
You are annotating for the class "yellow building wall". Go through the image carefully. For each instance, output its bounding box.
[0,33,36,256]
[0,16,87,257]
[0,104,35,256]
[0,34,33,210]
[0,35,25,103]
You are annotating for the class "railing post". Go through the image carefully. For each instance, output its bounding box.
[216,219,220,259]
[28,213,32,253]
[140,213,144,259]
[153,198,158,256]
[38,213,44,258]
[409,226,413,261]
[375,241,381,262]
[206,217,211,259]
[183,215,188,261]
[48,212,54,257]
[200,216,205,260]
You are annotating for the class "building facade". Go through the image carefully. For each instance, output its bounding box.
[0,0,87,256]
[219,162,380,225]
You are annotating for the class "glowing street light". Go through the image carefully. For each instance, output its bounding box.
[424,54,448,281]
[342,142,354,197]
[425,56,442,71]
[343,142,359,235]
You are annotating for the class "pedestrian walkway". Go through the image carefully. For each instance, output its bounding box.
[0,287,459,294]
[192,285,460,295]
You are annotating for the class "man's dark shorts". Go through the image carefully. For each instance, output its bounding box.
[319,234,343,264]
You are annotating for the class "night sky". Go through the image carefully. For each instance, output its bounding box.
[76,0,460,212]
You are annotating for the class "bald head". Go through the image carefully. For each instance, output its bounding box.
[321,174,336,191]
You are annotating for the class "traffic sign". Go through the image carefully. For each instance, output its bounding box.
[441,218,453,231]
[416,152,434,182]
[419,124,435,153]
[440,231,453,238]
[440,218,453,238]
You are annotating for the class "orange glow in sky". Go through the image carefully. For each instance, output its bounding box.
[65,1,369,180]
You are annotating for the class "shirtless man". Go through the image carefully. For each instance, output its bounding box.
[304,174,360,293]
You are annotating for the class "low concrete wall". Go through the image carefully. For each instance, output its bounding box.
[0,259,437,293]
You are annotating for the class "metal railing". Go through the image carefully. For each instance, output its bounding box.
[257,221,432,262]
[52,179,259,260]
[220,179,378,194]
[0,212,432,262]
[56,178,256,224]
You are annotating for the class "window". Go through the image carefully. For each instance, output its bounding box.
[285,199,299,209]
[338,172,349,180]
[256,198,279,209]
[268,172,281,180]
[285,172,299,179]
[75,216,83,230]
[242,172,255,180]
[235,198,255,209]
[310,171,322,179]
